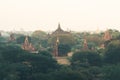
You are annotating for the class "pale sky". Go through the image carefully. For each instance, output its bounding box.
[0,0,120,32]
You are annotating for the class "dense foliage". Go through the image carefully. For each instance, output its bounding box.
[0,29,120,80]
[0,44,58,80]
[71,51,102,67]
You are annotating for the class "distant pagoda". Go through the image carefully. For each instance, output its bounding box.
[22,36,36,52]
[82,33,89,50]
[51,23,70,57]
[103,30,112,41]
[83,38,88,50]
[53,37,59,57]
[51,23,70,36]
[100,29,112,49]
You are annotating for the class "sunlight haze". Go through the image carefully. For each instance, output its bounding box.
[0,0,120,31]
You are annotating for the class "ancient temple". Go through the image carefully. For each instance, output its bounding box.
[103,30,112,41]
[82,33,89,50]
[51,23,70,57]
[51,23,70,36]
[53,37,59,57]
[100,30,112,49]
[22,36,35,52]
[83,38,88,50]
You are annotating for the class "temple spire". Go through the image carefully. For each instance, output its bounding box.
[53,35,60,57]
[58,23,61,29]
[51,23,70,36]
[24,36,29,46]
[100,29,112,49]
[103,29,112,41]
[83,33,88,50]
[83,38,88,50]
[57,23,62,31]
[22,36,35,52]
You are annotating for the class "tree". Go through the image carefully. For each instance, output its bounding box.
[51,68,87,80]
[108,29,120,39]
[31,30,47,40]
[102,64,120,80]
[104,40,120,64]
[58,44,71,56]
[16,35,31,44]
[0,44,59,80]
[49,34,75,46]
[0,36,7,43]
[38,50,53,57]
[31,30,48,49]
[71,51,102,67]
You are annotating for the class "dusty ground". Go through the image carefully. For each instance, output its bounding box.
[55,57,70,65]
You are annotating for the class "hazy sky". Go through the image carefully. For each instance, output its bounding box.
[0,0,120,31]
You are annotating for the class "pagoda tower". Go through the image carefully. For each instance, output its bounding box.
[83,38,88,50]
[100,30,112,49]
[52,23,68,57]
[53,36,59,57]
[103,30,112,41]
[51,23,70,36]
[82,33,89,50]
[22,36,35,52]
[22,36,29,50]
[58,23,61,30]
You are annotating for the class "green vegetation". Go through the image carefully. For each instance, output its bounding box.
[71,50,102,67]
[0,43,58,80]
[0,29,120,80]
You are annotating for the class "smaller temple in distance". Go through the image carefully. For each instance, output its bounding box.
[83,38,88,50]
[100,29,112,49]
[22,36,36,53]
[82,33,89,50]
[53,37,59,57]
[103,30,112,41]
